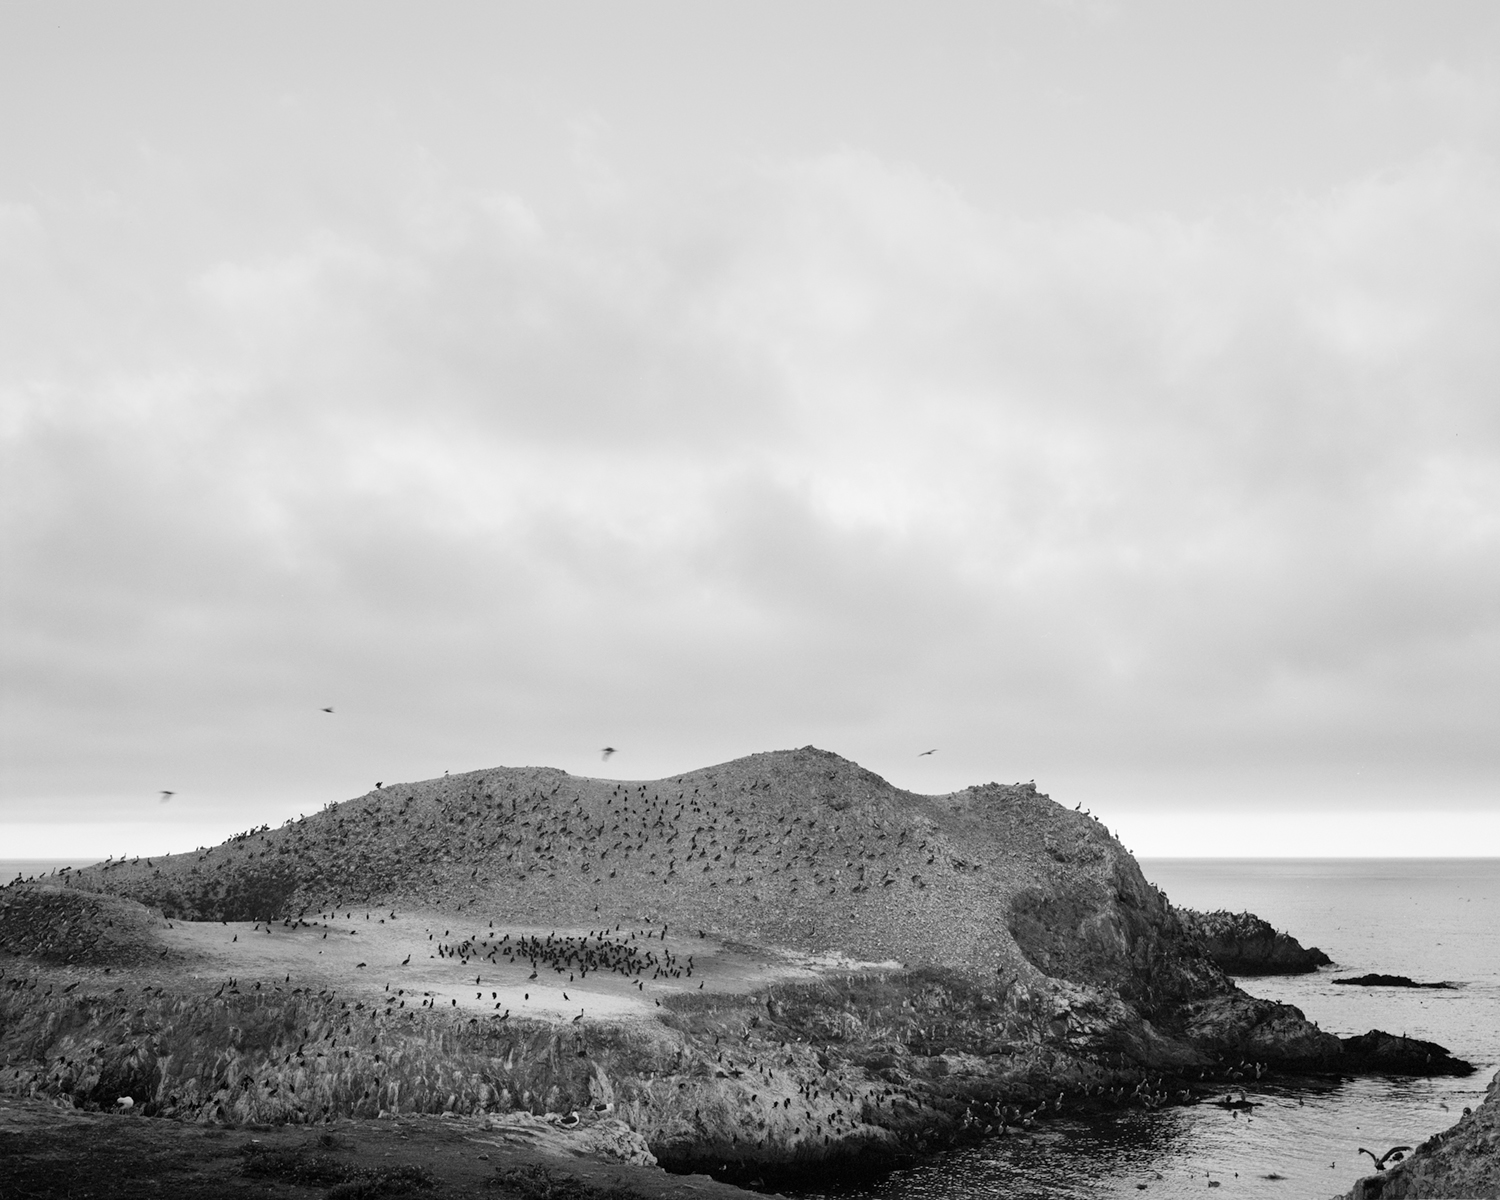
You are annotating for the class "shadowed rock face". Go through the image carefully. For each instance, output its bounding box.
[1174,908,1332,976]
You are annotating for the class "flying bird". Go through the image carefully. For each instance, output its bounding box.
[601,747,616,761]
[321,707,334,713]
[918,749,937,757]
[159,791,174,802]
[1358,1147,1412,1171]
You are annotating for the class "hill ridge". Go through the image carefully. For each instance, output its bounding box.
[62,746,1159,987]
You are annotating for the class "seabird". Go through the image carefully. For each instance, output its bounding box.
[1358,1146,1412,1171]
[918,749,937,757]
[601,747,616,761]
[159,790,174,803]
[321,707,333,713]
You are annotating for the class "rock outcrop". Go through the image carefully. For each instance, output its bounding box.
[1345,1068,1500,1199]
[1334,974,1456,990]
[1335,1031,1473,1077]
[1175,907,1332,975]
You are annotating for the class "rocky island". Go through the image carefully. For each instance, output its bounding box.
[1173,907,1332,975]
[0,748,1479,1197]
[1333,974,1458,990]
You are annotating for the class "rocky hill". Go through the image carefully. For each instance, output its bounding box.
[64,747,1232,1022]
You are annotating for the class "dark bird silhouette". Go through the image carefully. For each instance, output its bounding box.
[321,707,333,713]
[401,955,410,965]
[918,749,937,756]
[1358,1146,1412,1171]
[159,790,175,803]
[601,747,616,761]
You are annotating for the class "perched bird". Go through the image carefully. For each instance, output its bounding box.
[1358,1146,1412,1171]
[601,747,616,761]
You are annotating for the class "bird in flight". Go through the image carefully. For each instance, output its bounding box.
[159,790,175,803]
[601,747,616,761]
[1359,1146,1412,1171]
[918,749,937,757]
[321,707,334,713]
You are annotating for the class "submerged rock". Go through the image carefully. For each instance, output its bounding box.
[1174,907,1332,975]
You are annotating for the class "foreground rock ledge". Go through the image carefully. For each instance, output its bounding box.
[0,1092,756,1200]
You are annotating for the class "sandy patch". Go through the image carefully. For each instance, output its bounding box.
[159,907,852,1021]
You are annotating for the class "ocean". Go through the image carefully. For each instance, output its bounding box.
[5,856,1496,1198]
[794,858,1500,1200]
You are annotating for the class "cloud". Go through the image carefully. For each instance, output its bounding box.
[3,134,1498,850]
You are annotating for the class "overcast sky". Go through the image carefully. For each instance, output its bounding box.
[3,3,1498,858]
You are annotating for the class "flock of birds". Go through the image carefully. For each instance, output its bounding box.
[435,926,694,986]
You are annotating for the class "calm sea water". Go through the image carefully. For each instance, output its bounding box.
[794,858,1500,1200]
[6,857,1496,1197]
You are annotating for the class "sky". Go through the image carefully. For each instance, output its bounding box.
[2,2,1498,859]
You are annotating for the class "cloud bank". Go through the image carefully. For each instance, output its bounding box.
[2,12,1497,855]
